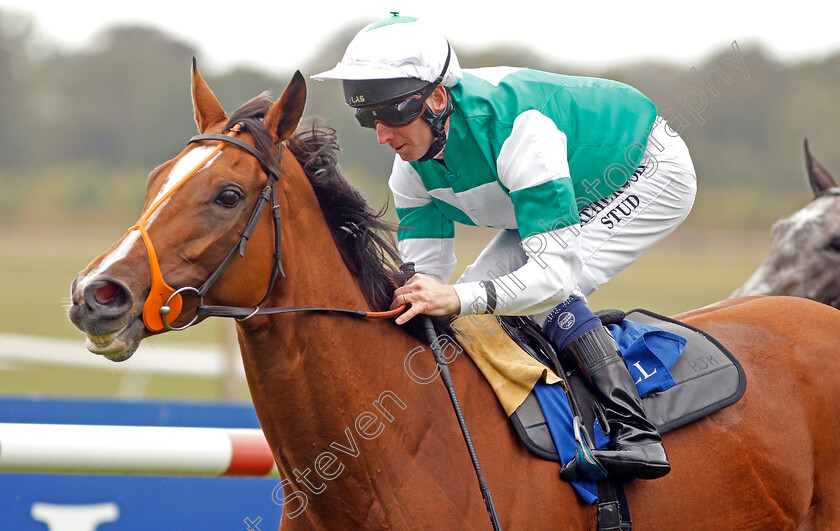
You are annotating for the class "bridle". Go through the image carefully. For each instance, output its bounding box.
[133,123,403,333]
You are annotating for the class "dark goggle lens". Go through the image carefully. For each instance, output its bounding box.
[354,83,439,129]
[355,96,426,129]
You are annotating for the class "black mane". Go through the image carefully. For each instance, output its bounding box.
[286,119,403,312]
[225,95,402,312]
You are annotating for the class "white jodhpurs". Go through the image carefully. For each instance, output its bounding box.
[457,118,697,319]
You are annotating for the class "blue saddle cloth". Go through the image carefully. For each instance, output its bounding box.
[533,319,687,503]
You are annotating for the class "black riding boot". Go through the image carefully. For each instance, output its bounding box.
[564,326,671,480]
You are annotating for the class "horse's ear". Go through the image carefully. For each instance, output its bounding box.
[804,138,837,196]
[191,58,228,133]
[265,71,307,144]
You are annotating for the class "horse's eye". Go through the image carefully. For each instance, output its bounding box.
[216,189,243,208]
[825,236,840,253]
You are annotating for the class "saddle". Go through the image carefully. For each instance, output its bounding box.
[451,309,746,530]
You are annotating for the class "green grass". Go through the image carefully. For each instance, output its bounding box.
[0,224,770,401]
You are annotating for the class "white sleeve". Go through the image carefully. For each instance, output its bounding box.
[453,110,583,315]
[453,226,582,316]
[389,158,457,283]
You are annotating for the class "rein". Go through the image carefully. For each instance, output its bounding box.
[134,124,403,332]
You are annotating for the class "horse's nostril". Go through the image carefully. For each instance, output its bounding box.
[83,279,133,314]
[95,282,121,305]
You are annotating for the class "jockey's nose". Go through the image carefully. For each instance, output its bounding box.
[375,122,394,145]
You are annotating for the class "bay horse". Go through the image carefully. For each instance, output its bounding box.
[68,63,840,529]
[731,141,840,307]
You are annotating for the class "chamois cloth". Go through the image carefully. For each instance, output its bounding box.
[452,314,561,416]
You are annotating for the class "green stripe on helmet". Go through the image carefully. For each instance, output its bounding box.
[366,13,418,31]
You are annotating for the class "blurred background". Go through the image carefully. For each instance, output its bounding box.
[1,2,838,402]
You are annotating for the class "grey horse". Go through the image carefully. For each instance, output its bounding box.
[731,140,840,307]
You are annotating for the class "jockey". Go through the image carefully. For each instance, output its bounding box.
[313,14,696,481]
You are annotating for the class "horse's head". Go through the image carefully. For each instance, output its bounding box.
[732,140,840,307]
[68,61,306,361]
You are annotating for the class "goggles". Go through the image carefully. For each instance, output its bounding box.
[354,82,438,129]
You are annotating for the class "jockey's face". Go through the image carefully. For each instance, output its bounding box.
[373,85,448,162]
[375,112,434,161]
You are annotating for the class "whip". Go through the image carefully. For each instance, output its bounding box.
[401,263,502,531]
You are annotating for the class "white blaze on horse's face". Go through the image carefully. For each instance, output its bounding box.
[144,146,221,224]
[82,231,142,288]
[75,145,221,295]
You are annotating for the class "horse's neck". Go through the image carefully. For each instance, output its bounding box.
[237,164,386,384]
[267,164,373,314]
[234,171,446,501]
[236,252,443,526]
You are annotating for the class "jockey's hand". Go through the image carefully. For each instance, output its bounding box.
[391,273,460,325]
